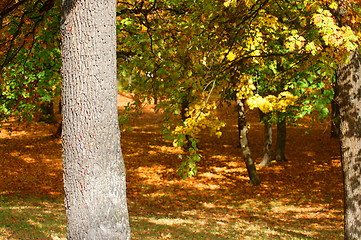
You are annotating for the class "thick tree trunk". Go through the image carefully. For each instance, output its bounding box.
[237,99,261,186]
[275,117,287,162]
[61,0,130,239]
[259,111,272,167]
[336,50,361,240]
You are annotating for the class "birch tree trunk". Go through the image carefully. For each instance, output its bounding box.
[61,0,130,238]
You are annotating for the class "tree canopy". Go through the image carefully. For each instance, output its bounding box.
[116,0,360,176]
[0,0,61,121]
[2,0,360,178]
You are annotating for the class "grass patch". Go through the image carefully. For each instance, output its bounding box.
[0,195,65,240]
[0,194,343,239]
[129,214,328,240]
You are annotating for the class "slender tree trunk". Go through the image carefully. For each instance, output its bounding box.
[275,116,287,162]
[259,111,272,167]
[61,0,130,239]
[331,82,340,138]
[39,100,57,123]
[237,99,261,186]
[180,96,189,122]
[53,122,62,138]
[180,93,192,149]
[336,50,361,240]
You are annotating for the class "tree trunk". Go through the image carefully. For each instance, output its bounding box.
[180,93,192,149]
[331,82,340,138]
[259,111,273,167]
[336,50,361,240]
[61,0,130,239]
[52,122,62,138]
[332,2,361,237]
[237,99,261,186]
[39,100,57,123]
[275,116,287,162]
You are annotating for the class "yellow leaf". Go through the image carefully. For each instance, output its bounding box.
[226,51,236,61]
[329,2,338,10]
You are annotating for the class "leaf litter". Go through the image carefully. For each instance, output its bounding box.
[0,93,343,239]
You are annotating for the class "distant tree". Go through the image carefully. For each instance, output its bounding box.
[61,0,130,238]
[237,98,261,185]
[258,111,272,167]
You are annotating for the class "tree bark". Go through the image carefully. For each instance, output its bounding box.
[259,111,273,167]
[237,99,261,186]
[39,100,57,123]
[336,50,361,240]
[332,2,361,238]
[180,91,192,149]
[331,82,341,138]
[61,0,130,239]
[275,116,287,162]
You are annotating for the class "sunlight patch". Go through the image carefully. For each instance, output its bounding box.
[211,166,228,173]
[27,219,43,228]
[202,202,216,208]
[0,228,12,239]
[198,172,224,179]
[10,152,21,157]
[22,156,37,164]
[191,182,220,190]
[225,161,241,167]
[150,145,184,154]
[147,217,195,226]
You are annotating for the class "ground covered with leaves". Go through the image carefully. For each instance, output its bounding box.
[0,94,343,239]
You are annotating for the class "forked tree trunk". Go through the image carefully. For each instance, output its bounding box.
[336,50,361,240]
[237,99,261,186]
[259,111,273,167]
[61,0,130,238]
[275,117,287,162]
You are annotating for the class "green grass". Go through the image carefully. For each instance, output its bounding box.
[0,195,343,239]
[129,211,342,240]
[0,195,66,240]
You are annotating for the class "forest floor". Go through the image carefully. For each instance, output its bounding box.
[0,93,343,239]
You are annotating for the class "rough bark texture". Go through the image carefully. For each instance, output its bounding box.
[259,111,272,167]
[61,0,130,239]
[336,50,361,240]
[237,99,261,186]
[275,117,287,162]
[333,2,361,238]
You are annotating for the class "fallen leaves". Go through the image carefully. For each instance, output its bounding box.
[0,94,344,239]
